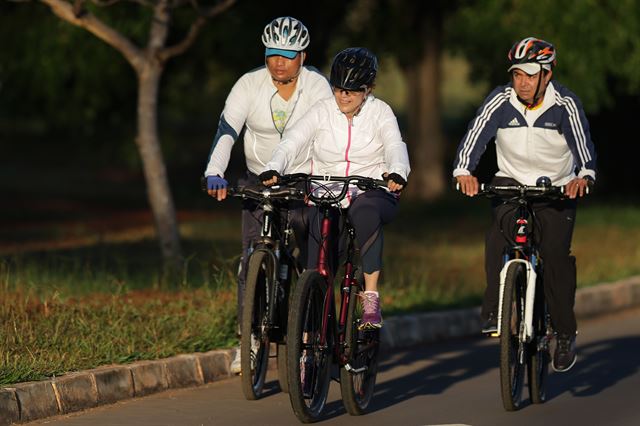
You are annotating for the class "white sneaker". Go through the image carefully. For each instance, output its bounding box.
[230,346,241,374]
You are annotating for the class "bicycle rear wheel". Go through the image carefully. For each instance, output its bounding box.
[500,262,526,411]
[240,250,272,400]
[527,288,550,404]
[287,270,332,423]
[340,281,379,415]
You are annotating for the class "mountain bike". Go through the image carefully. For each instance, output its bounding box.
[202,178,305,400]
[476,177,568,411]
[281,174,387,423]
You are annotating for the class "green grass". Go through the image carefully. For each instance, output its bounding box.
[1,199,640,385]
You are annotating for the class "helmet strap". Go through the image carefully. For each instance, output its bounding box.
[352,88,371,117]
[517,64,547,109]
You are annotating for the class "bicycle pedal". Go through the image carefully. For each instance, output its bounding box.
[490,332,500,337]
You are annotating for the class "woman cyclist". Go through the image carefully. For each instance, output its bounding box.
[260,47,411,329]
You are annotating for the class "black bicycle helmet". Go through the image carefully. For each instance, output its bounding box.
[329,47,378,90]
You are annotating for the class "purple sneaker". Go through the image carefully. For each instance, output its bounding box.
[359,291,383,329]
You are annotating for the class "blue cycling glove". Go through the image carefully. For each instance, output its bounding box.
[206,175,228,190]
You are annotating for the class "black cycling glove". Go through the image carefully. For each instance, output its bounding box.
[386,173,407,187]
[259,170,281,182]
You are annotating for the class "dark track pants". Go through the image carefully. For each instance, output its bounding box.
[483,177,578,335]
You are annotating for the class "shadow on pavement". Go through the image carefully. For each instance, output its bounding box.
[369,336,498,413]
[548,335,640,399]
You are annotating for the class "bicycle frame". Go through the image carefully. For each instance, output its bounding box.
[316,211,361,365]
[288,174,386,366]
[230,184,304,339]
[495,200,540,341]
[484,183,561,343]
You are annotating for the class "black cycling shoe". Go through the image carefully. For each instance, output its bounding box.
[481,312,498,335]
[552,333,577,372]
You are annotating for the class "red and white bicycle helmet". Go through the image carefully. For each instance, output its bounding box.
[507,37,556,75]
[262,16,310,59]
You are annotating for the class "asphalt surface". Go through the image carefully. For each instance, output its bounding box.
[29,307,640,426]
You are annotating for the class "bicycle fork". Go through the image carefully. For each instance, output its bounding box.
[496,259,538,341]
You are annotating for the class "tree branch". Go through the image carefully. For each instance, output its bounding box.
[158,0,235,61]
[39,0,145,72]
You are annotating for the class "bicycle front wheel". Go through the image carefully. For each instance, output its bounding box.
[528,287,550,404]
[287,270,332,423]
[500,262,527,411]
[278,259,300,394]
[240,250,272,400]
[340,281,379,415]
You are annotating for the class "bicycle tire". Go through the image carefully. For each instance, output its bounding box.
[277,343,288,393]
[527,289,549,404]
[286,270,332,423]
[277,259,300,394]
[500,262,526,411]
[240,250,272,400]
[339,281,379,415]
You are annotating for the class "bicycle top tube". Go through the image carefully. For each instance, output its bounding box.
[278,174,388,206]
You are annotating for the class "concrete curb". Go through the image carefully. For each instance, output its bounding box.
[2,277,639,424]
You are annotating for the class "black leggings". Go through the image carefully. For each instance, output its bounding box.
[306,190,398,276]
[483,177,578,335]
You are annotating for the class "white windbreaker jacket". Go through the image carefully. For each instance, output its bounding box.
[204,66,333,178]
[453,81,597,185]
[264,95,411,207]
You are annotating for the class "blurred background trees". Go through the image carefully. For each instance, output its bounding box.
[2,0,639,260]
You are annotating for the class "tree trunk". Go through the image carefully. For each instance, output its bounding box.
[136,62,182,266]
[37,0,237,272]
[403,13,446,200]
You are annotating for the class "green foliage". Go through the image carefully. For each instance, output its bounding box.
[0,3,135,133]
[447,0,640,112]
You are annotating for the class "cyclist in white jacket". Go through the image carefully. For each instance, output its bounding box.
[261,47,411,329]
[203,16,332,373]
[454,37,597,373]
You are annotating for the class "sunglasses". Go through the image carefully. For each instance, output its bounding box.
[332,86,366,96]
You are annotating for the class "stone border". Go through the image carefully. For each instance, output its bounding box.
[2,277,639,425]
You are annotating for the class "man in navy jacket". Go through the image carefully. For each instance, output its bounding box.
[453,37,597,372]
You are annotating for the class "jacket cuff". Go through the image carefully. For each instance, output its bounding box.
[453,168,471,177]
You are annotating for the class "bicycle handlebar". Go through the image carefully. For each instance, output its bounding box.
[478,183,566,198]
[229,185,305,202]
[201,174,390,205]
[278,174,388,205]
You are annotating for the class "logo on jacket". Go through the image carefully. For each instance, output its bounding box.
[508,117,521,126]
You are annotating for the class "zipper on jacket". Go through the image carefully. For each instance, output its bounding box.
[345,116,353,176]
[345,116,353,204]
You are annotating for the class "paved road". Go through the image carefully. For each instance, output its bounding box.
[30,308,640,426]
